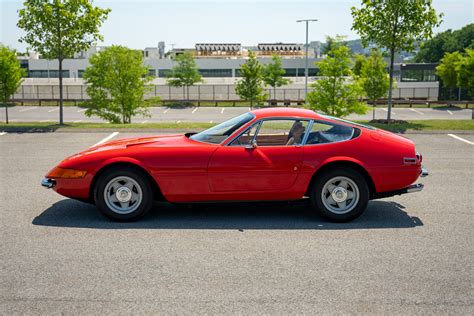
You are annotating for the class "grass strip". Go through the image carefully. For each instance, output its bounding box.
[1,120,473,133]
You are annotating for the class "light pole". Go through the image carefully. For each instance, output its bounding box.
[296,19,318,100]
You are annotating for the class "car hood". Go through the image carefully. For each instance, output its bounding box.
[64,134,204,161]
[92,134,202,150]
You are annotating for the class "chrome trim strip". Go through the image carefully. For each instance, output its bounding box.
[41,178,56,189]
[301,120,314,145]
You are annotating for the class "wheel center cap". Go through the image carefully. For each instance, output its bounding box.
[116,187,132,203]
[331,187,348,203]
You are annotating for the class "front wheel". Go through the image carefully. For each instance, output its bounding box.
[310,168,369,222]
[94,168,153,221]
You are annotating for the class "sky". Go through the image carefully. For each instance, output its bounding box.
[1,0,473,52]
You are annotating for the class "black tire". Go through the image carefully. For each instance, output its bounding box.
[94,167,153,221]
[310,167,369,222]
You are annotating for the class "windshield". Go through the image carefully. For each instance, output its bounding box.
[190,113,255,144]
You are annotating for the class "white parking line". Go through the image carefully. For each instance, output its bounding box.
[220,108,225,114]
[48,108,59,112]
[73,120,83,123]
[447,110,453,115]
[77,108,87,113]
[447,134,474,145]
[0,132,6,136]
[409,108,424,115]
[19,107,37,112]
[92,132,119,147]
[163,108,170,114]
[381,108,396,115]
[40,120,51,122]
[192,107,198,114]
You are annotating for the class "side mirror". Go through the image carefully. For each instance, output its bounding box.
[245,139,258,149]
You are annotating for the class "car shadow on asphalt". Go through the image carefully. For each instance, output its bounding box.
[32,199,423,230]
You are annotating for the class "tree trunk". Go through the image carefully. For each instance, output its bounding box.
[59,58,64,125]
[274,86,276,100]
[372,100,376,120]
[4,91,9,124]
[387,48,395,122]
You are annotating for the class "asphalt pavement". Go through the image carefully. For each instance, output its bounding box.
[1,105,473,123]
[0,131,473,314]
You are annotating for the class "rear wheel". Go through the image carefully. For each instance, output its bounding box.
[310,168,369,222]
[94,168,153,221]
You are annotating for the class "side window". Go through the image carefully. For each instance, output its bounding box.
[255,120,309,146]
[306,121,355,145]
[229,123,259,146]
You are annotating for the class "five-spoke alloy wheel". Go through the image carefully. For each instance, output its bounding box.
[311,168,369,222]
[95,167,153,221]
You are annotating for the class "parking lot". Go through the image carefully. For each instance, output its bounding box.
[1,105,473,123]
[0,131,473,314]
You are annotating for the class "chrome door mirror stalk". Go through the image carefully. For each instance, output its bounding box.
[245,140,258,149]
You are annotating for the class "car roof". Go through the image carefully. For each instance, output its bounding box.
[250,107,321,120]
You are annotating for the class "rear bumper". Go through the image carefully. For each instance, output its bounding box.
[373,166,428,199]
[41,178,56,189]
[421,167,429,177]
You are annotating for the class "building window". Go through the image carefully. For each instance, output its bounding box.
[297,68,318,77]
[198,69,232,77]
[28,70,49,78]
[158,69,172,77]
[29,70,70,78]
[148,69,156,77]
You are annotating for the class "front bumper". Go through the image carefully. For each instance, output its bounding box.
[41,178,56,189]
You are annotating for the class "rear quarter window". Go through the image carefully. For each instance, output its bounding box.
[306,121,356,145]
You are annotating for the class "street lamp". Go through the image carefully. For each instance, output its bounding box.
[296,19,318,100]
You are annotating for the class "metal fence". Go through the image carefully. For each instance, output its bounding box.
[13,84,441,102]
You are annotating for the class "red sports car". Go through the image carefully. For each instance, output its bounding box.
[42,108,428,222]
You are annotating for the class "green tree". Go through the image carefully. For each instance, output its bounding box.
[436,51,462,88]
[322,35,346,56]
[263,55,290,99]
[82,46,157,124]
[457,49,474,99]
[166,52,202,101]
[351,0,442,121]
[0,46,24,124]
[415,23,474,62]
[235,51,267,107]
[360,49,390,120]
[18,0,110,125]
[306,45,367,117]
[352,54,367,77]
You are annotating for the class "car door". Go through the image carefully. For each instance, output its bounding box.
[207,119,309,192]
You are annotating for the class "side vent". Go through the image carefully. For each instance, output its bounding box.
[403,157,417,165]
